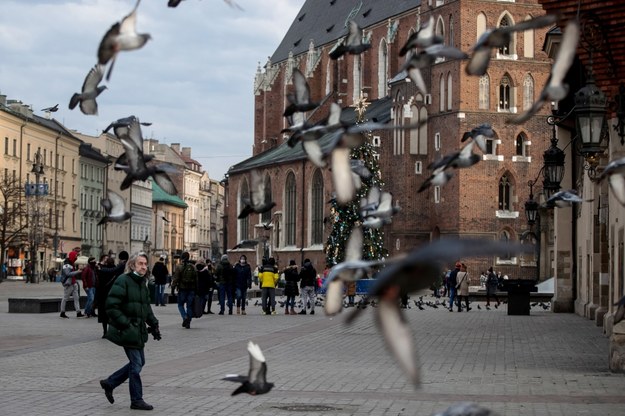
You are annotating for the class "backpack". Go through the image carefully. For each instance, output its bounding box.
[180,263,197,288]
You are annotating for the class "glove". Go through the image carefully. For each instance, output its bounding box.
[148,326,162,341]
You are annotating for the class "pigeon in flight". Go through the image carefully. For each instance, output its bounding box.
[41,104,59,113]
[329,20,371,60]
[508,19,580,124]
[283,68,320,118]
[103,116,152,137]
[69,64,107,115]
[222,341,274,396]
[97,0,151,81]
[599,156,625,206]
[428,140,481,171]
[399,16,443,56]
[542,189,587,208]
[232,239,261,250]
[238,169,276,219]
[461,124,494,154]
[402,45,468,95]
[116,117,178,195]
[360,186,400,229]
[98,191,133,225]
[465,14,559,76]
[417,166,453,194]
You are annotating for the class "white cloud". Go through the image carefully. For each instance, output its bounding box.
[0,0,304,179]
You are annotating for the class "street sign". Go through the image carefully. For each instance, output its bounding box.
[24,183,49,196]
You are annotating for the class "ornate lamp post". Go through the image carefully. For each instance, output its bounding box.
[542,115,566,199]
[26,150,46,283]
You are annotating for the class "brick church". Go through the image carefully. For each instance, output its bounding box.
[224,0,554,280]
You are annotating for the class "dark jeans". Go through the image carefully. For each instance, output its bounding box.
[486,292,500,306]
[261,287,275,313]
[235,287,247,310]
[106,347,145,403]
[285,295,296,308]
[177,289,195,321]
[155,284,166,305]
[448,287,457,310]
[218,284,233,313]
[205,287,214,312]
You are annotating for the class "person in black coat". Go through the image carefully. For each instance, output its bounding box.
[151,257,169,306]
[283,260,299,315]
[233,255,252,315]
[196,259,212,315]
[96,251,129,337]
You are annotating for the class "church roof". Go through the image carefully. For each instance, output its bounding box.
[228,96,392,174]
[270,0,419,63]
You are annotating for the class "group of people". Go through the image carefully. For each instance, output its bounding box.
[442,263,503,312]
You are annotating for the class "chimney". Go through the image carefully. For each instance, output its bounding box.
[181,147,192,158]
[170,143,181,153]
[0,94,6,106]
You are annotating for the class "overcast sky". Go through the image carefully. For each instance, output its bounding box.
[0,0,304,180]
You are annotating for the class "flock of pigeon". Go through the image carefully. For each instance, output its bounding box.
[64,1,625,408]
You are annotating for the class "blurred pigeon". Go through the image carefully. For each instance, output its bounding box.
[103,115,152,137]
[222,341,274,396]
[41,104,59,112]
[360,187,400,229]
[399,16,442,56]
[232,239,260,250]
[461,124,494,153]
[429,141,481,171]
[238,169,276,219]
[324,226,370,316]
[283,68,320,118]
[402,45,468,95]
[614,296,625,325]
[599,156,625,206]
[329,20,371,60]
[97,0,151,81]
[417,166,453,193]
[432,402,500,416]
[69,64,107,115]
[116,118,178,195]
[508,19,579,124]
[466,14,559,76]
[98,191,133,225]
[543,189,587,208]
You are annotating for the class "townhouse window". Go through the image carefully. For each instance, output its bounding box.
[4,137,8,155]
[311,169,324,245]
[285,172,296,246]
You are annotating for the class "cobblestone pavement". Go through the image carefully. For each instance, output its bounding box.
[0,281,623,416]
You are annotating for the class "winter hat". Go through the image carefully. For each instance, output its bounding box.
[289,260,296,266]
[221,254,229,262]
[181,252,190,261]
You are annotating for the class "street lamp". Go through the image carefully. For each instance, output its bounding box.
[27,150,46,283]
[542,116,566,199]
[524,182,539,226]
[574,73,608,176]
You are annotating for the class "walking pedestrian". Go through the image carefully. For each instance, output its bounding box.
[259,257,279,315]
[100,252,161,411]
[204,260,216,314]
[298,258,317,315]
[96,252,129,337]
[456,262,471,312]
[82,257,98,317]
[486,266,500,310]
[171,252,197,328]
[283,260,299,315]
[447,262,460,312]
[60,258,84,318]
[215,254,235,315]
[233,255,252,315]
[151,257,169,306]
[196,259,211,315]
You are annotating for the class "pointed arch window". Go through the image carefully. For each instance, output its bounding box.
[311,170,324,245]
[439,74,445,112]
[352,54,362,102]
[261,174,272,223]
[419,107,428,154]
[476,12,487,41]
[285,172,297,246]
[515,133,528,156]
[239,179,250,240]
[378,39,388,98]
[523,74,534,111]
[479,74,490,109]
[498,15,511,55]
[523,15,535,58]
[447,73,453,110]
[498,174,512,211]
[499,230,513,260]
[435,17,445,41]
[499,75,511,111]
[448,15,454,47]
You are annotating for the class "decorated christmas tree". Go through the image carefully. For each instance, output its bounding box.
[324,94,388,266]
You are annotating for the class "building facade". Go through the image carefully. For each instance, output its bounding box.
[78,143,108,260]
[225,0,554,277]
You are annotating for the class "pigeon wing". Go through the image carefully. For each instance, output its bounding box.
[152,171,178,195]
[608,173,625,206]
[247,341,268,386]
[119,0,141,36]
[331,147,355,205]
[249,169,265,208]
[107,191,127,216]
[292,68,311,107]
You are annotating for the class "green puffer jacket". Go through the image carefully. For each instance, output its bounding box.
[105,272,158,349]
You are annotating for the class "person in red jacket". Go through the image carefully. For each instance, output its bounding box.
[82,257,97,317]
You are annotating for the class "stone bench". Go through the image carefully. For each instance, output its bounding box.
[8,296,87,314]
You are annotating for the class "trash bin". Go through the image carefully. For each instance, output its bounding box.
[502,279,537,315]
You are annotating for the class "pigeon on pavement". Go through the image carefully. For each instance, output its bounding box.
[97,0,151,81]
[98,191,133,225]
[222,341,274,396]
[69,64,107,115]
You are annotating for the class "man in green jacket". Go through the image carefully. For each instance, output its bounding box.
[100,252,161,411]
